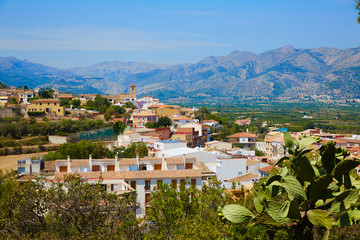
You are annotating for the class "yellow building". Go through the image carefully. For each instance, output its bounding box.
[148,104,180,116]
[26,99,65,116]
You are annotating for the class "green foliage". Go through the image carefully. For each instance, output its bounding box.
[27,111,45,116]
[60,98,70,107]
[123,142,148,158]
[38,88,54,99]
[124,101,137,109]
[83,94,111,113]
[145,178,233,239]
[113,121,127,135]
[0,172,139,239]
[222,133,360,239]
[195,106,210,121]
[9,97,18,104]
[0,118,109,138]
[43,140,108,160]
[156,116,172,127]
[70,98,81,108]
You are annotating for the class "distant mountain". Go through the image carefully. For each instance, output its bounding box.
[0,57,114,94]
[1,45,360,102]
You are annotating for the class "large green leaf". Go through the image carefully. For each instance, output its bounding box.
[307,209,334,229]
[309,174,332,203]
[348,209,360,221]
[222,204,254,224]
[279,201,290,218]
[284,132,298,152]
[283,175,307,201]
[253,198,264,213]
[287,201,301,220]
[337,212,352,227]
[320,142,336,174]
[332,159,360,179]
[266,175,282,186]
[293,155,315,182]
[299,137,317,151]
[275,156,289,167]
[330,190,359,214]
[265,201,293,224]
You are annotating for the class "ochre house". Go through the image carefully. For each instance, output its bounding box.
[26,99,65,116]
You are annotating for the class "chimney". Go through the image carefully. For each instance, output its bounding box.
[67,155,72,173]
[161,154,167,170]
[136,154,139,168]
[183,154,186,167]
[89,155,92,171]
[115,152,120,171]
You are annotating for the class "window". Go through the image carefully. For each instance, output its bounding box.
[171,179,177,189]
[142,117,145,120]
[185,163,193,169]
[92,165,100,172]
[129,165,138,171]
[145,193,151,205]
[130,181,136,190]
[180,179,186,185]
[39,103,42,105]
[138,124,140,127]
[191,179,197,186]
[107,165,115,171]
[139,164,147,171]
[54,103,57,105]
[58,109,60,112]
[138,117,140,120]
[145,180,151,190]
[157,180,163,187]
[142,123,145,127]
[154,164,161,170]
[59,166,68,172]
[238,172,243,176]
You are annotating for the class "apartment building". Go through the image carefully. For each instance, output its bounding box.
[227,132,256,148]
[132,110,157,128]
[26,99,65,116]
[54,155,202,217]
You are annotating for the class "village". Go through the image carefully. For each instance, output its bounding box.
[1,84,360,218]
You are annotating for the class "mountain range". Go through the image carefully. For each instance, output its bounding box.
[1,45,360,102]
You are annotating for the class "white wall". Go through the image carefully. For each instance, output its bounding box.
[216,158,247,181]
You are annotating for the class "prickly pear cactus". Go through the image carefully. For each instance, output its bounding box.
[221,132,360,239]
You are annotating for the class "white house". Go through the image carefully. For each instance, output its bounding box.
[54,155,203,217]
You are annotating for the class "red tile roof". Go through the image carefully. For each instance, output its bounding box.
[228,132,256,138]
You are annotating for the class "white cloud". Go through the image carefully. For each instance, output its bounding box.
[0,26,229,51]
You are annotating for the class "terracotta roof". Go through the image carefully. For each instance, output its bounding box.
[227,173,259,182]
[133,110,157,116]
[246,159,260,166]
[31,99,61,103]
[55,169,202,180]
[173,116,193,120]
[148,104,169,108]
[58,94,73,99]
[203,120,219,123]
[258,165,278,173]
[196,161,210,171]
[228,132,256,138]
[123,130,135,134]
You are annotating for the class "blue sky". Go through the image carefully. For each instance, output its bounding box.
[0,0,359,68]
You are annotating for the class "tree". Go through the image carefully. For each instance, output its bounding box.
[124,142,148,158]
[157,116,172,127]
[70,99,81,108]
[124,102,137,109]
[38,88,54,99]
[60,99,70,107]
[113,121,127,135]
[220,132,360,239]
[145,178,233,239]
[195,107,210,121]
[10,97,18,104]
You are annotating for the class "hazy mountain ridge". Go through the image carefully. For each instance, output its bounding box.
[0,45,360,101]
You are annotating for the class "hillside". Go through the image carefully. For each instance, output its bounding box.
[1,46,360,102]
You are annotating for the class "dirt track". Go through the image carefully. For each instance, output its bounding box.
[0,153,47,171]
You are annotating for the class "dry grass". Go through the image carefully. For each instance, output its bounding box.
[0,152,47,171]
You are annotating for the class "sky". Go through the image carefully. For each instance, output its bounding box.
[0,0,359,68]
